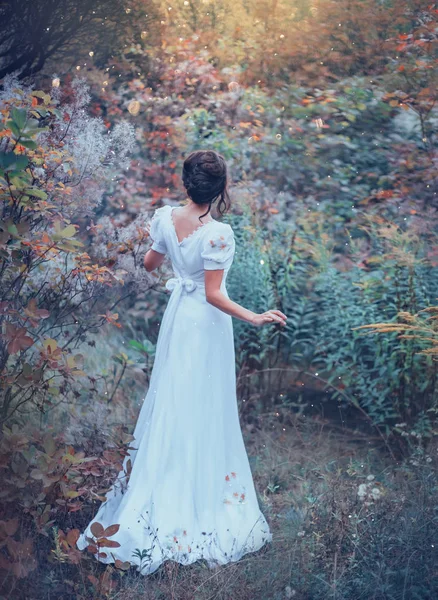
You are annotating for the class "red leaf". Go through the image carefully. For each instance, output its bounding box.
[90,522,105,538]
[1,518,19,537]
[4,323,34,354]
[98,538,121,548]
[103,524,120,538]
[24,298,50,323]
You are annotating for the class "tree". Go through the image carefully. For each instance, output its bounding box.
[0,0,159,80]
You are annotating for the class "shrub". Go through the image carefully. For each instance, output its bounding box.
[0,76,134,423]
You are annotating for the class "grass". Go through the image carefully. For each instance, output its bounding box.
[18,406,437,600]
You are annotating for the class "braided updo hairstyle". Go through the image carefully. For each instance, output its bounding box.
[182,150,231,221]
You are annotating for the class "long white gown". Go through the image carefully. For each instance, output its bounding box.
[76,204,272,574]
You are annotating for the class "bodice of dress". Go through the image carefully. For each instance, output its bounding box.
[149,205,235,293]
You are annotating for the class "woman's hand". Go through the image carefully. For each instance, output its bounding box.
[204,270,288,326]
[251,310,287,327]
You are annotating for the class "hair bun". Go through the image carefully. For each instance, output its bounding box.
[203,161,224,178]
[181,150,230,217]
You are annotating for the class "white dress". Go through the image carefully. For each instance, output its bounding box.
[76,204,272,574]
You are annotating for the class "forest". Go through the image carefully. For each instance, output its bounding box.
[0,0,437,598]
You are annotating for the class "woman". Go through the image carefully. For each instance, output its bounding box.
[76,150,287,574]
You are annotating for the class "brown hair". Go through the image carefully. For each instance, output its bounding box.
[182,150,231,221]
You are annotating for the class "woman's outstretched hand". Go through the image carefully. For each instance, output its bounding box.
[251,310,287,327]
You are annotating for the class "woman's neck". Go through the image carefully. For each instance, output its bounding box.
[183,198,213,219]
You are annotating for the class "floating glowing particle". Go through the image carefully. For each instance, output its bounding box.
[89,51,94,57]
[128,100,141,115]
[76,66,81,70]
[52,77,60,87]
[228,81,240,92]
[126,8,131,13]
[280,34,284,38]
[276,133,282,139]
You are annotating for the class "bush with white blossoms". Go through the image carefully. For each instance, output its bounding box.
[357,474,383,505]
[90,211,162,292]
[0,76,135,423]
[1,75,135,217]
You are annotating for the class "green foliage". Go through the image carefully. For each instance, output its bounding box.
[227,207,438,439]
[226,208,277,370]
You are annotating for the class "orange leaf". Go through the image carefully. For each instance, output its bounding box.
[66,529,80,547]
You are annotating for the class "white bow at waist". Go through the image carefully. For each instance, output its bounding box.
[165,277,202,293]
[154,276,205,367]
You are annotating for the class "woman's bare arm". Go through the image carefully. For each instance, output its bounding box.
[143,221,166,272]
[204,269,287,327]
[143,248,166,272]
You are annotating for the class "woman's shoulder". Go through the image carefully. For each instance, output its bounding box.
[204,219,234,245]
[208,219,233,235]
[202,219,234,250]
[152,204,172,219]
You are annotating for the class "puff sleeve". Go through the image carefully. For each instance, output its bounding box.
[201,223,235,270]
[149,206,169,255]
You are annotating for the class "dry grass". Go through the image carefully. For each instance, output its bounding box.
[6,410,437,600]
